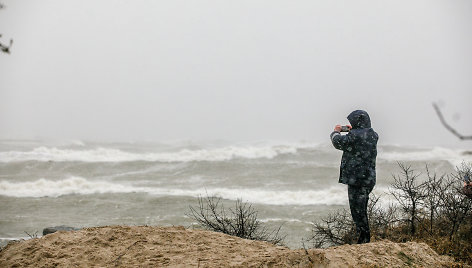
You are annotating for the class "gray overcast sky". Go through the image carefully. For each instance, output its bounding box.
[0,0,471,148]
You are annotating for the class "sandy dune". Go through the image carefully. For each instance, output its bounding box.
[0,226,457,267]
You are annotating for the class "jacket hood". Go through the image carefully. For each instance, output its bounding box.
[347,110,371,129]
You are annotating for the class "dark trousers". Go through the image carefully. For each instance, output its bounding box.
[348,184,374,244]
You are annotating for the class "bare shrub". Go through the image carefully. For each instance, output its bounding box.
[306,193,397,248]
[437,176,472,240]
[307,208,356,248]
[389,162,427,236]
[367,193,399,239]
[422,165,445,234]
[188,195,285,245]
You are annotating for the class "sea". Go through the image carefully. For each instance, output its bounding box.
[0,139,471,249]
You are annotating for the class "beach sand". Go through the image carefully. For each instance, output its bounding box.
[0,225,457,267]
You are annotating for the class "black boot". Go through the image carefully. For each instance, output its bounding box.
[357,229,370,244]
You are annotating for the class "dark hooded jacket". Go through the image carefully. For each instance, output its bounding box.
[330,110,378,187]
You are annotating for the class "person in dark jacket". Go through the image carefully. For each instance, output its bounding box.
[330,110,379,244]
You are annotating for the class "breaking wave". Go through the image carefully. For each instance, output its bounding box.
[379,146,472,166]
[0,142,469,166]
[0,177,347,205]
[0,144,302,163]
[0,177,133,197]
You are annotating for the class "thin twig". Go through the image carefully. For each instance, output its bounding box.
[302,241,315,264]
[24,231,38,239]
[0,3,13,54]
[433,103,472,140]
[0,38,13,54]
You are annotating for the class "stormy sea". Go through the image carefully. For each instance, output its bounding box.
[0,139,470,248]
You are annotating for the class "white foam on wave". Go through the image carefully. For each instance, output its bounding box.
[0,177,136,198]
[0,144,303,163]
[0,177,347,205]
[259,218,311,224]
[182,186,347,206]
[379,146,472,167]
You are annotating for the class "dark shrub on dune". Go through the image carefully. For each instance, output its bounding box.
[188,195,285,246]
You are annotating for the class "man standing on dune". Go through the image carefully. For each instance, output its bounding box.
[330,110,379,244]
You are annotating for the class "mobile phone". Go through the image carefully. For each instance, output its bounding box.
[340,126,350,132]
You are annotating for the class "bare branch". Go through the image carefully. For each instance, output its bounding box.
[0,39,13,54]
[0,3,13,54]
[24,230,38,239]
[433,103,472,140]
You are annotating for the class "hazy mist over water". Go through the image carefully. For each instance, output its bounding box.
[0,0,471,148]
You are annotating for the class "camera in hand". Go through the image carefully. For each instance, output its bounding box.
[340,126,350,132]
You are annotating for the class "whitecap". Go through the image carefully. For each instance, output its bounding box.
[0,177,347,206]
[0,144,307,163]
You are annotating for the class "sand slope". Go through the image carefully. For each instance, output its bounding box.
[0,226,456,267]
